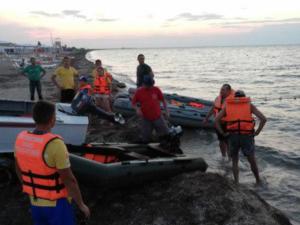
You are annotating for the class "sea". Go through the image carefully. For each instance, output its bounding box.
[86,45,300,225]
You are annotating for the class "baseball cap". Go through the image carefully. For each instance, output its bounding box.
[235,90,246,97]
[79,75,87,82]
[143,75,154,86]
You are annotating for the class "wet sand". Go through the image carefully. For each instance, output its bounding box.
[0,50,292,225]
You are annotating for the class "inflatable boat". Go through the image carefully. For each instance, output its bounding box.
[113,89,214,128]
[68,143,208,188]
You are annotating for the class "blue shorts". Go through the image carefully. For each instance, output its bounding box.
[31,198,76,225]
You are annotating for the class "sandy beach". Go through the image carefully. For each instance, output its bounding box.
[0,50,292,225]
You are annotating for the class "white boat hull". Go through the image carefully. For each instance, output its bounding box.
[0,101,88,153]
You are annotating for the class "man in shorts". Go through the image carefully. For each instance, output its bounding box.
[215,90,267,185]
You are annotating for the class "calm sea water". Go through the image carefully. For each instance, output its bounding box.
[86,46,300,224]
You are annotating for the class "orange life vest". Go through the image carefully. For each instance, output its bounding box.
[79,84,93,95]
[84,153,118,163]
[188,102,204,108]
[93,72,112,95]
[213,90,235,117]
[15,131,68,200]
[224,97,255,134]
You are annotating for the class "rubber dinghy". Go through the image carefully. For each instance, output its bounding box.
[68,143,208,188]
[113,88,214,129]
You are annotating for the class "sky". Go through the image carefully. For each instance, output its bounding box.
[0,0,300,48]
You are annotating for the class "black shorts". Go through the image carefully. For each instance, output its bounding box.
[61,89,76,103]
[228,134,255,157]
[216,123,228,141]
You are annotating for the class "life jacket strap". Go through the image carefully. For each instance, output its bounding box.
[227,119,255,134]
[21,171,60,180]
[28,170,37,200]
[22,181,65,191]
[21,171,65,197]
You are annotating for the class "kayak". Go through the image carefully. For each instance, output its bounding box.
[68,143,208,188]
[113,89,214,128]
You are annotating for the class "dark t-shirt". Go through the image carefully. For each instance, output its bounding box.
[136,63,152,87]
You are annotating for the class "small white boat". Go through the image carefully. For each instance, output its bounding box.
[0,100,88,153]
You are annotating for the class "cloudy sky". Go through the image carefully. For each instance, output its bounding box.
[0,0,300,48]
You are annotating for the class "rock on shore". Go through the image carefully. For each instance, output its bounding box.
[0,171,291,225]
[80,171,291,225]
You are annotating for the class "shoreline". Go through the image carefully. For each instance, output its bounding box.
[0,49,293,225]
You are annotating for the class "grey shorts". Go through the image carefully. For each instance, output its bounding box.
[228,134,255,157]
[141,116,169,143]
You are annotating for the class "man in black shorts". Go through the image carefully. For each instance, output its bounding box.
[136,54,154,87]
[215,90,267,185]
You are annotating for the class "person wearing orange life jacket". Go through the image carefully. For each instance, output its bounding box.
[92,59,108,81]
[93,66,113,112]
[72,76,125,124]
[215,90,267,185]
[14,101,90,225]
[203,84,235,159]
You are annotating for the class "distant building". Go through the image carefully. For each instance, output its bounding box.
[0,42,17,53]
[53,38,62,54]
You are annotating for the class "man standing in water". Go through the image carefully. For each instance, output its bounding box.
[14,101,90,225]
[52,56,79,103]
[22,57,46,101]
[136,54,154,87]
[215,90,267,185]
[203,84,235,159]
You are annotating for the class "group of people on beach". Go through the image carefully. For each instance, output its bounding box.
[16,52,267,225]
[22,56,113,111]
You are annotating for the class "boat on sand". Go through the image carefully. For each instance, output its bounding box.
[68,143,208,188]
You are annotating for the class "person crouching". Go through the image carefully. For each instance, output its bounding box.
[132,75,170,144]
